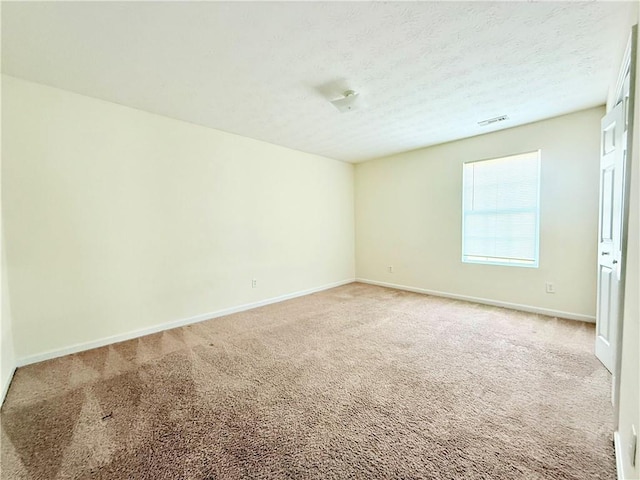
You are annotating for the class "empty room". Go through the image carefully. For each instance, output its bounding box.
[1,1,639,479]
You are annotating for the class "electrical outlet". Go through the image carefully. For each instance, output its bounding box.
[545,282,555,294]
[252,278,257,288]
[388,266,393,273]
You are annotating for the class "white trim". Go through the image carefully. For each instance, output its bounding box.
[615,34,633,106]
[356,278,596,323]
[17,278,355,367]
[614,431,624,480]
[1,366,17,407]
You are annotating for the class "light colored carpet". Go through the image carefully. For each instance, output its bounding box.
[1,283,614,479]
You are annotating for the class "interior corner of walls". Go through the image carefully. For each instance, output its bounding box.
[1,366,17,407]
[1,230,18,408]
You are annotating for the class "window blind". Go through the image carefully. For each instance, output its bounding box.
[462,151,541,267]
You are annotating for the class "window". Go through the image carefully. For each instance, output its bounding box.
[462,151,540,267]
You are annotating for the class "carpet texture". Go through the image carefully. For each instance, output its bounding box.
[1,283,614,479]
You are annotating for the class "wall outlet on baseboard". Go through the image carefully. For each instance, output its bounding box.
[252,278,257,288]
[545,282,555,294]
[388,266,393,273]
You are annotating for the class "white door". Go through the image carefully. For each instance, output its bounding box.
[595,101,625,374]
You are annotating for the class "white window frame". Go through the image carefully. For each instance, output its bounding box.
[461,150,541,268]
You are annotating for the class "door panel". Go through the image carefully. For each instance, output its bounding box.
[601,168,614,242]
[597,266,612,340]
[595,102,625,373]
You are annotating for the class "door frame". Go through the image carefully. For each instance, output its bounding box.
[611,24,637,430]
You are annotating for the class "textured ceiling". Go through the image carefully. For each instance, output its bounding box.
[1,1,633,163]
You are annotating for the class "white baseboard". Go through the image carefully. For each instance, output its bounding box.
[614,431,624,480]
[1,365,17,407]
[15,276,594,367]
[17,278,355,367]
[356,278,596,323]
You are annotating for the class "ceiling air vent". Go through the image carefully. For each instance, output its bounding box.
[478,115,509,127]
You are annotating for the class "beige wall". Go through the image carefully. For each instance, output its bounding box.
[616,13,640,480]
[2,75,355,362]
[355,107,603,320]
[617,94,639,479]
